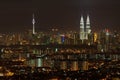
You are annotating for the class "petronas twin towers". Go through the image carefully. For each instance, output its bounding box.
[80,15,91,42]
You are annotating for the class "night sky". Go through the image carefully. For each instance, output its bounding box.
[0,0,120,32]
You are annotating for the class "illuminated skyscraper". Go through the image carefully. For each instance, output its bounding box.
[80,15,85,42]
[85,15,91,39]
[32,14,35,34]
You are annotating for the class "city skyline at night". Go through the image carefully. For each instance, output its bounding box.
[0,0,120,32]
[0,1,120,79]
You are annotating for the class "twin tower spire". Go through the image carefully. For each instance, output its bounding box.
[80,15,91,41]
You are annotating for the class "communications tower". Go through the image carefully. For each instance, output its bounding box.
[32,14,35,34]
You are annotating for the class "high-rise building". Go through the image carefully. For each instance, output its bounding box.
[80,14,91,44]
[80,15,85,42]
[85,15,91,40]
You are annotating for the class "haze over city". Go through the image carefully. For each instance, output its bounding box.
[0,0,120,32]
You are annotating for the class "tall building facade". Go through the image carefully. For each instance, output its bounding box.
[80,14,91,43]
[80,15,85,42]
[85,15,91,40]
